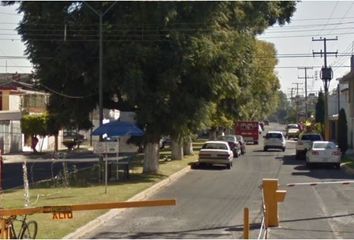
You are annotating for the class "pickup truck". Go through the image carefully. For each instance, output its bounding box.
[295,132,323,159]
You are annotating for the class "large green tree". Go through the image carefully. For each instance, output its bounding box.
[8,1,296,173]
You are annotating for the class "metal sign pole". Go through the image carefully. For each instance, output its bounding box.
[117,138,119,180]
[104,142,108,194]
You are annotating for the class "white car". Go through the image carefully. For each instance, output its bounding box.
[263,131,286,152]
[296,133,323,159]
[306,141,341,168]
[198,141,234,169]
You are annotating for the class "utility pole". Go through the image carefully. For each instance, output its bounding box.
[292,83,303,122]
[312,37,338,140]
[298,67,313,118]
[292,82,303,96]
[289,88,295,101]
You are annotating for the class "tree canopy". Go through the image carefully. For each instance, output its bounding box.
[7,1,296,172]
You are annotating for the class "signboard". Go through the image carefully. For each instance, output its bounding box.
[93,142,119,154]
[43,206,73,220]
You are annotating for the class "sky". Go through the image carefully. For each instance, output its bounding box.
[1,1,354,99]
[258,1,354,98]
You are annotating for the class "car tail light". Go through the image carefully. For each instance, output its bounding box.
[312,151,319,155]
[332,151,341,156]
[217,154,230,158]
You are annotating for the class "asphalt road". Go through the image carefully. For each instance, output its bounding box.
[77,122,354,239]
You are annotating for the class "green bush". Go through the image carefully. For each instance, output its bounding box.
[337,108,348,154]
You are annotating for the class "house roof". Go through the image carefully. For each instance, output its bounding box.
[0,73,46,95]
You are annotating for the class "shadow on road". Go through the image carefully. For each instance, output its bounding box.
[190,162,230,171]
[280,154,302,165]
[90,222,264,239]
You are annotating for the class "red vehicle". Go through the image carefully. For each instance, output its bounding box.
[235,121,260,144]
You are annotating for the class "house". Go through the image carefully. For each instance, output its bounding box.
[0,73,50,153]
[327,83,349,142]
[336,55,354,149]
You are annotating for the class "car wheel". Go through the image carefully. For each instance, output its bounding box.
[264,147,267,152]
[306,162,312,168]
[335,163,340,169]
[282,147,286,152]
[226,163,231,169]
[295,151,300,160]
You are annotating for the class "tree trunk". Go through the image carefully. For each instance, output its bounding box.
[183,136,194,155]
[54,134,58,152]
[209,129,217,140]
[143,142,159,174]
[171,140,183,160]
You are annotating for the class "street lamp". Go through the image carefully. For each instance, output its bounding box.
[83,2,117,184]
[84,2,117,129]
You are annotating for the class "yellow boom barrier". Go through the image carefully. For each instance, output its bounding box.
[0,199,176,239]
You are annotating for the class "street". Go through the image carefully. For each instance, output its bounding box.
[76,123,354,239]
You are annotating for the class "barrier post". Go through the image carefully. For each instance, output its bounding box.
[0,218,8,239]
[243,207,249,239]
[262,178,286,227]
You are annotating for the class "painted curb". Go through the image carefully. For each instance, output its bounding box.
[64,165,191,239]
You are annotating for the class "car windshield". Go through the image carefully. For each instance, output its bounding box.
[302,135,321,141]
[266,133,282,138]
[202,143,228,150]
[287,124,298,129]
[313,142,336,149]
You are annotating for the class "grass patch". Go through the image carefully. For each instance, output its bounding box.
[342,155,354,168]
[0,150,199,239]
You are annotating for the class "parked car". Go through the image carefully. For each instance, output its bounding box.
[236,135,246,154]
[159,136,172,149]
[263,131,286,152]
[198,141,234,169]
[218,135,242,157]
[306,141,341,168]
[296,132,323,159]
[286,123,300,139]
[63,130,85,150]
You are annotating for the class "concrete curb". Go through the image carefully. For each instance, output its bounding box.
[64,165,191,239]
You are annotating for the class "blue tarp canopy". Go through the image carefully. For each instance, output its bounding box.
[91,120,144,137]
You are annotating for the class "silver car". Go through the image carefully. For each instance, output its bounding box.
[263,131,286,152]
